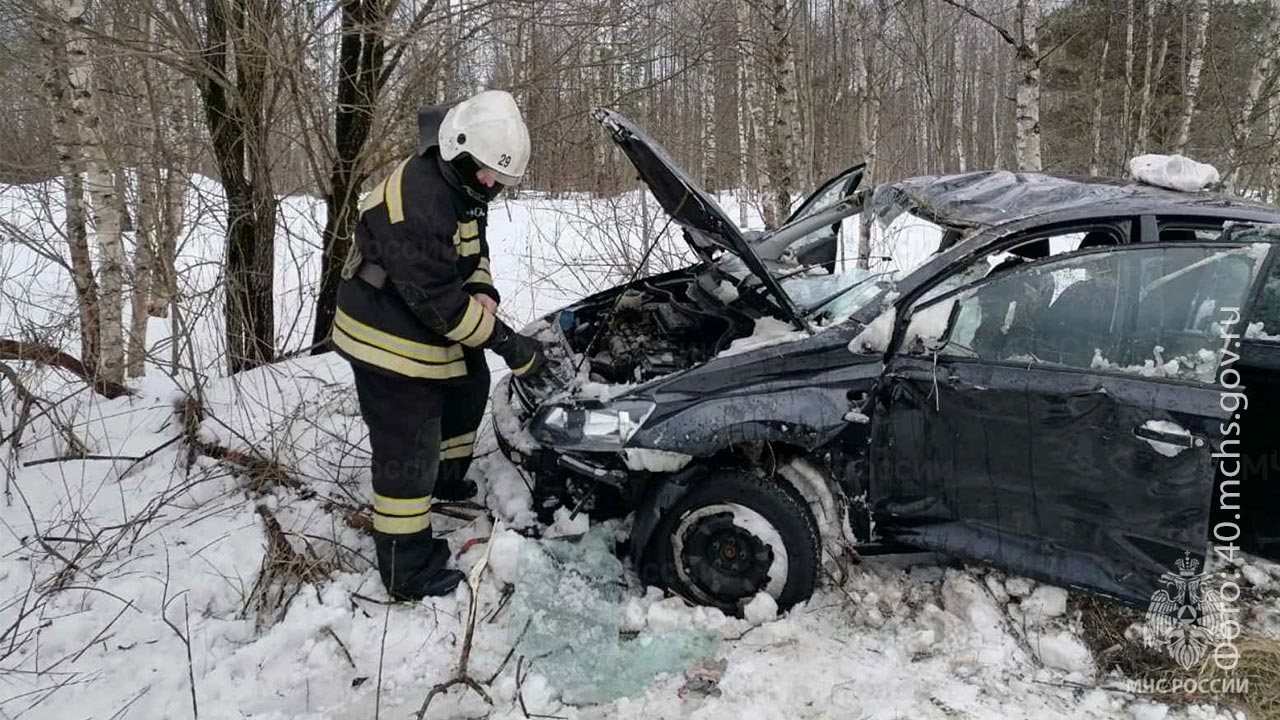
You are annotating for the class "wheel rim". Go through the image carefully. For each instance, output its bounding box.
[671,503,789,606]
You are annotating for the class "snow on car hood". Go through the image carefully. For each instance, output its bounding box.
[592,107,805,328]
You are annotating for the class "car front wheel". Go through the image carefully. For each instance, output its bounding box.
[642,469,820,613]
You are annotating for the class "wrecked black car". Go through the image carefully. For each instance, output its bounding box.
[492,108,1280,613]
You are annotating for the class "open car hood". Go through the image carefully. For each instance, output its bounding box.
[593,108,805,328]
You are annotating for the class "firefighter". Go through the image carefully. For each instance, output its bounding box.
[332,90,547,600]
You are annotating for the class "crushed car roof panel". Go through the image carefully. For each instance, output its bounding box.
[880,170,1280,229]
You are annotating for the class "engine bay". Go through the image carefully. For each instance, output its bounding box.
[560,273,755,384]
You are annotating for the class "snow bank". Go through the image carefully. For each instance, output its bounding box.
[0,178,1257,720]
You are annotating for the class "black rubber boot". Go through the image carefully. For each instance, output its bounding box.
[373,528,465,600]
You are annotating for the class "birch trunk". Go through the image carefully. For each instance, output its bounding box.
[128,165,156,378]
[1173,0,1209,154]
[736,29,751,227]
[1089,29,1112,176]
[1134,0,1158,156]
[1138,27,1169,154]
[857,0,887,269]
[56,0,125,384]
[1013,0,1042,172]
[701,66,716,187]
[39,0,100,371]
[950,24,966,172]
[1224,0,1280,190]
[1121,0,1135,156]
[1269,100,1280,202]
[768,0,799,224]
[741,0,775,227]
[991,39,1003,169]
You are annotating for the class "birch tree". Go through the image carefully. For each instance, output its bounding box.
[36,0,100,373]
[945,0,1043,172]
[1089,18,1111,176]
[950,17,966,172]
[767,0,800,224]
[1172,0,1209,155]
[1120,0,1134,156]
[43,0,125,384]
[1135,1,1168,155]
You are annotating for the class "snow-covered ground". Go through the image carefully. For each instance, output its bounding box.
[0,176,1274,719]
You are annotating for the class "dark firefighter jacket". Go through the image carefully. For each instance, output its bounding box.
[332,149,513,381]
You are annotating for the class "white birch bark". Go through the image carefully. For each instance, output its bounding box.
[741,0,776,227]
[55,0,125,384]
[1134,0,1158,156]
[1269,99,1280,202]
[736,26,751,227]
[128,165,156,378]
[991,39,1003,169]
[1089,29,1112,176]
[1014,0,1042,172]
[38,0,100,370]
[1121,0,1135,156]
[1138,27,1169,154]
[701,66,716,186]
[951,23,966,172]
[769,0,800,223]
[1173,0,1210,155]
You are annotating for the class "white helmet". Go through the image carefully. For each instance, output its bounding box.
[438,90,531,186]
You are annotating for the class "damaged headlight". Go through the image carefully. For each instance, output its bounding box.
[529,399,656,451]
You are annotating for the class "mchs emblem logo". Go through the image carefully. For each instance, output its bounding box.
[1145,553,1229,669]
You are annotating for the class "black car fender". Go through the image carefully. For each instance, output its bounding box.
[626,385,851,457]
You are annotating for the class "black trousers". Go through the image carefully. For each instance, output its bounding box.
[352,360,489,537]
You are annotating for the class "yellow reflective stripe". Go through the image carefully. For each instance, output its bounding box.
[373,493,431,517]
[457,220,479,239]
[441,445,472,460]
[444,299,483,341]
[511,353,537,377]
[333,327,469,380]
[465,258,493,286]
[385,159,410,224]
[373,512,431,534]
[440,432,476,451]
[359,179,387,215]
[456,239,482,256]
[466,269,495,286]
[459,309,495,348]
[335,309,463,363]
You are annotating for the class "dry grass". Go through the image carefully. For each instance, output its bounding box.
[1075,594,1280,719]
[244,505,333,628]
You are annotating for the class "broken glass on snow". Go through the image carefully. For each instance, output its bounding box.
[509,526,718,704]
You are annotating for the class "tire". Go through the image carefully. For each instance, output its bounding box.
[641,469,820,613]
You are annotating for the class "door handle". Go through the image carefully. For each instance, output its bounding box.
[1132,425,1202,448]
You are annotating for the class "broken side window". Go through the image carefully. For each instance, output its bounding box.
[915,223,1127,307]
[1246,257,1280,341]
[905,244,1268,383]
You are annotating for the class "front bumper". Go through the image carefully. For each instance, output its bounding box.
[492,375,635,489]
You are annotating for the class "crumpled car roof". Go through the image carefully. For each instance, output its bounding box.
[880,170,1277,228]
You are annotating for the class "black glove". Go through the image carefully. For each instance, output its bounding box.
[489,322,548,379]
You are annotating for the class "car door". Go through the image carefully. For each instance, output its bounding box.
[778,164,866,271]
[869,238,1274,604]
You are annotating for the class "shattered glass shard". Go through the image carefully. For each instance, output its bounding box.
[510,527,718,704]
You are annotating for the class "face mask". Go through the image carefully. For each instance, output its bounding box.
[448,154,503,204]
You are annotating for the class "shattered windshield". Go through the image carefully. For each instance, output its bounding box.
[765,191,950,321]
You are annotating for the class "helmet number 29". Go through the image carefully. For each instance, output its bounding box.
[497,154,512,168]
